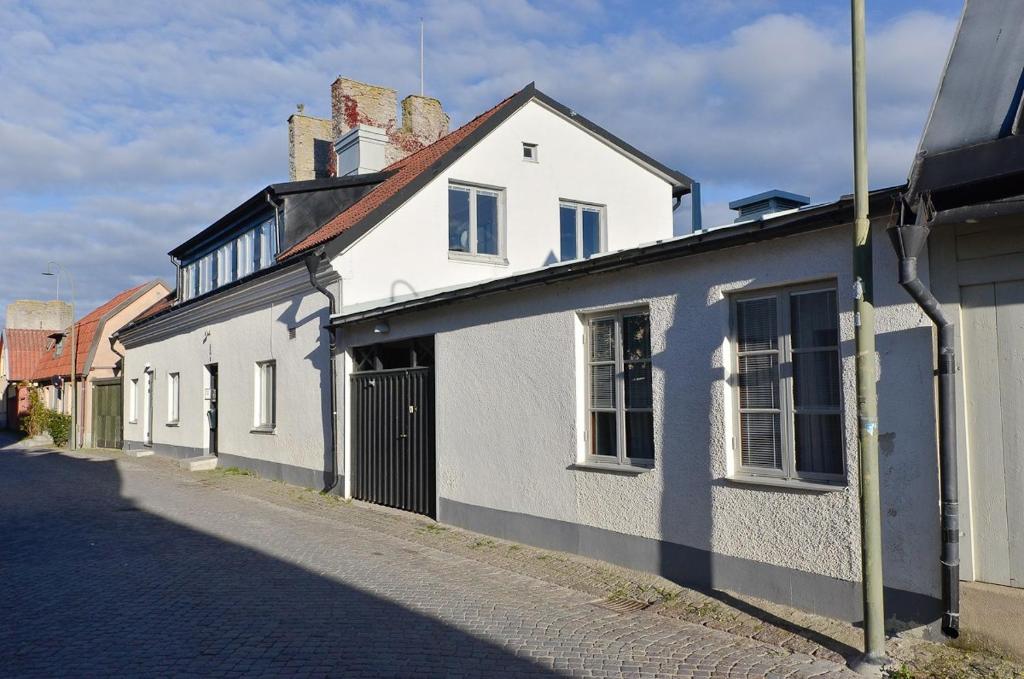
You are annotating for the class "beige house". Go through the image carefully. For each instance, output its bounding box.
[34,281,169,448]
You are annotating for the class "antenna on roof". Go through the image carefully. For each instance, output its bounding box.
[420,18,424,96]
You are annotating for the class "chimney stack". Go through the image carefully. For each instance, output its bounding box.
[288,76,452,180]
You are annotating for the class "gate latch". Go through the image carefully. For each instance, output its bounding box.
[408,405,416,414]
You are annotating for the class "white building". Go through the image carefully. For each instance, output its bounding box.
[117,80,691,489]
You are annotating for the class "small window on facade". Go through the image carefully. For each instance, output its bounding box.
[522,142,538,162]
[255,360,276,430]
[167,372,180,424]
[128,378,139,423]
[732,285,843,483]
[560,202,605,262]
[448,183,505,259]
[585,308,654,466]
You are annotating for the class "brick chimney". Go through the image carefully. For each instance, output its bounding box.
[288,105,334,181]
[287,77,451,180]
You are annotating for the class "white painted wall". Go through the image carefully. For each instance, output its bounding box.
[121,265,333,473]
[333,99,677,311]
[341,220,940,599]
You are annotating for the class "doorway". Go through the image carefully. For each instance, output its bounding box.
[143,369,153,446]
[206,364,219,456]
[350,337,436,517]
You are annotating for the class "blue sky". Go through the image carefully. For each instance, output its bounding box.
[0,0,963,321]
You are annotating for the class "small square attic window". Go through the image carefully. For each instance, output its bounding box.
[522,142,538,162]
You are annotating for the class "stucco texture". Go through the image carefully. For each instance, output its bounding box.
[342,220,941,600]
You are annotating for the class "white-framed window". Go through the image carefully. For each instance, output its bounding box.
[731,284,844,484]
[236,230,255,278]
[522,142,538,162]
[256,217,277,271]
[254,360,276,430]
[584,307,654,466]
[218,242,235,286]
[128,378,138,423]
[560,201,605,262]
[448,183,505,260]
[167,372,180,424]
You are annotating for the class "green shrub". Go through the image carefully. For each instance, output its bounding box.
[46,409,72,447]
[19,384,48,437]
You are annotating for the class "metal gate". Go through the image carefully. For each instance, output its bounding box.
[91,380,122,449]
[350,367,435,517]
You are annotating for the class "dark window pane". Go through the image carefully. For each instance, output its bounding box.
[582,208,601,257]
[737,297,777,352]
[477,191,499,255]
[590,318,615,361]
[741,412,782,469]
[590,364,615,409]
[623,313,650,360]
[738,354,779,409]
[795,413,843,474]
[448,188,470,252]
[793,350,840,408]
[791,290,838,348]
[625,362,652,409]
[560,205,577,261]
[626,411,654,459]
[591,411,617,456]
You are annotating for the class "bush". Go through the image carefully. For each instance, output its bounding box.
[19,384,48,437]
[46,410,72,447]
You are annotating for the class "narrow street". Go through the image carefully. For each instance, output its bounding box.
[0,440,853,678]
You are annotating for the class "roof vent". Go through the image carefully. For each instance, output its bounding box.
[729,190,810,222]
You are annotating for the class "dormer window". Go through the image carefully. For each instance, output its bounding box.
[179,215,278,302]
[522,142,538,162]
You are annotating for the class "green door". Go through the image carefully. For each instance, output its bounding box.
[91,381,123,449]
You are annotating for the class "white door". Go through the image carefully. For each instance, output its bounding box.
[962,279,1024,588]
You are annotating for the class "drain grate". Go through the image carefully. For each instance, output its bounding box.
[592,596,651,614]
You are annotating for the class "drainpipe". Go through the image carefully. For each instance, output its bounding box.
[304,248,339,494]
[888,196,959,638]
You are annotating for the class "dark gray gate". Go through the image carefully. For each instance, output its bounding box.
[351,367,435,517]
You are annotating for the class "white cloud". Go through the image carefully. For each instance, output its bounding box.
[0,0,958,321]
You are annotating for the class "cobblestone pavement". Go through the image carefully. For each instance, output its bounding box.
[0,442,855,678]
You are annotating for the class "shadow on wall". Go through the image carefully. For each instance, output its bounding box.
[0,446,557,677]
[277,297,335,490]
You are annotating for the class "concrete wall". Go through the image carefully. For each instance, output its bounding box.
[6,300,71,331]
[341,220,942,623]
[333,99,675,311]
[121,266,334,487]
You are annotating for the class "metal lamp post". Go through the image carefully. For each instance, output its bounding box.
[43,262,77,450]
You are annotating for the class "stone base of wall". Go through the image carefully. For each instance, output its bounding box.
[961,581,1024,660]
[122,440,340,493]
[438,497,940,627]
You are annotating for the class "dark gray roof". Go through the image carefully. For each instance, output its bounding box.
[910,0,1024,204]
[919,1,1024,156]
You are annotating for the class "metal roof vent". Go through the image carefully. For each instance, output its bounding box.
[729,190,810,222]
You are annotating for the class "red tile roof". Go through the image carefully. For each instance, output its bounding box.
[278,88,523,260]
[33,282,153,380]
[5,329,57,382]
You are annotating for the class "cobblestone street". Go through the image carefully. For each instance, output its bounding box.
[0,441,854,678]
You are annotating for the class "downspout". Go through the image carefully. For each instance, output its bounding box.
[304,248,339,494]
[888,195,959,638]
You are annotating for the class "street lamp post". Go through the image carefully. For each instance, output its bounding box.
[43,263,77,450]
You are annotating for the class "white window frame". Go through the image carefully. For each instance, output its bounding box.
[128,378,138,423]
[559,200,606,261]
[730,282,846,486]
[166,372,180,425]
[253,360,276,431]
[522,142,538,162]
[447,182,507,264]
[582,306,654,468]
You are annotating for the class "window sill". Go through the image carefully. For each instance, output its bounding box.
[166,422,179,427]
[447,251,509,267]
[250,427,276,435]
[128,420,138,425]
[726,475,846,493]
[570,461,653,476]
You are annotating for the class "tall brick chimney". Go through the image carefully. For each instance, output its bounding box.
[287,76,450,181]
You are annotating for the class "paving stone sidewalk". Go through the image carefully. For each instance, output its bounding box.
[1,442,856,678]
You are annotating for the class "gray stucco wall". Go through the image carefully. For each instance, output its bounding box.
[341,220,942,622]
